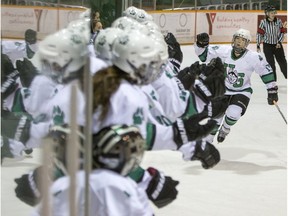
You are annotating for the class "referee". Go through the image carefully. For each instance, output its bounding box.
[257,5,287,81]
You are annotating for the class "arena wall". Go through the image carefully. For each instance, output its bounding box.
[1,5,287,44]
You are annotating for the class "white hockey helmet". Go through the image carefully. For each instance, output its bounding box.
[111,29,162,85]
[112,17,150,38]
[38,28,88,83]
[122,6,139,20]
[150,39,168,82]
[143,20,160,33]
[94,27,124,61]
[92,124,145,176]
[67,18,90,44]
[79,8,91,19]
[150,32,168,63]
[135,9,148,22]
[232,28,251,54]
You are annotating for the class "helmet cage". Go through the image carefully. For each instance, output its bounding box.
[112,30,162,85]
[93,125,145,176]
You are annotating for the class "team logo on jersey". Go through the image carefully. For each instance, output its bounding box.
[52,105,65,125]
[133,108,144,125]
[150,90,157,101]
[227,68,238,84]
[212,46,220,50]
[258,55,263,61]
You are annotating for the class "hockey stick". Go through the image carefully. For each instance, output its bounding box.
[273,101,287,124]
[68,83,79,216]
[40,138,52,216]
[83,52,92,216]
[193,0,198,43]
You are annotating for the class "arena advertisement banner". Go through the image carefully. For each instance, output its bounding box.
[1,6,86,39]
[150,12,194,44]
[150,10,287,44]
[197,11,287,43]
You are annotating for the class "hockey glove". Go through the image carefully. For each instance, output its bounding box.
[1,136,14,163]
[192,57,226,103]
[1,54,19,99]
[176,66,197,90]
[16,58,39,88]
[172,111,217,148]
[191,140,220,169]
[199,98,228,120]
[14,168,42,206]
[1,70,19,100]
[208,96,229,119]
[196,33,209,48]
[146,167,179,208]
[267,86,278,105]
[176,61,210,90]
[164,32,183,64]
[1,112,31,145]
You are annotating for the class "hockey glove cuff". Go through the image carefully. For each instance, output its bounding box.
[172,112,217,148]
[1,112,31,145]
[267,86,278,105]
[191,140,220,169]
[14,168,42,206]
[16,58,39,88]
[146,167,179,208]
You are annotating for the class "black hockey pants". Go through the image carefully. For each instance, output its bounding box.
[263,42,287,81]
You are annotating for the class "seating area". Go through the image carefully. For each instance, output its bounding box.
[150,0,269,10]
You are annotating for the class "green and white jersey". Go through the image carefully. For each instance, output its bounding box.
[25,79,85,149]
[2,40,37,66]
[194,44,277,97]
[152,64,199,123]
[92,79,149,140]
[32,170,153,216]
[141,84,178,150]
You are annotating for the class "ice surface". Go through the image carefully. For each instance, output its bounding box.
[1,44,287,216]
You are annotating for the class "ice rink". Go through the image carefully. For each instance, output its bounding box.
[1,44,287,216]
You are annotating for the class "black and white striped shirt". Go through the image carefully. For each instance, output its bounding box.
[256,17,286,46]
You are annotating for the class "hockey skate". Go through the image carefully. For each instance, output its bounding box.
[217,126,230,143]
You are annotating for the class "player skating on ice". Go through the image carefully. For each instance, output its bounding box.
[2,29,38,67]
[93,24,221,167]
[110,14,224,168]
[1,27,89,162]
[194,28,278,143]
[12,27,179,210]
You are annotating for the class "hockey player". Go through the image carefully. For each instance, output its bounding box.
[1,28,89,161]
[194,28,278,143]
[2,29,38,66]
[11,28,180,209]
[25,124,155,216]
[93,22,222,169]
[93,27,124,65]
